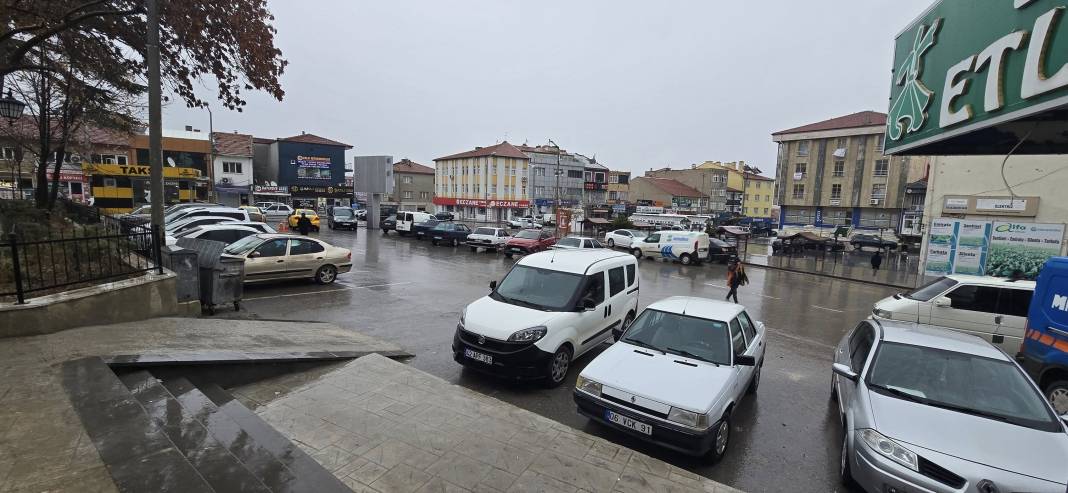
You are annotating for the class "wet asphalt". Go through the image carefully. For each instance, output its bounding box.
[232,225,900,493]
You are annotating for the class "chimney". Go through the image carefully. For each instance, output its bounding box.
[475,146,483,150]
[184,125,193,131]
[301,131,306,135]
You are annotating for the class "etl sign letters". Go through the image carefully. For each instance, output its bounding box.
[885,0,1068,155]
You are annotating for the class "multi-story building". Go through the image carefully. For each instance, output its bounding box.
[771,111,925,231]
[629,177,708,213]
[743,175,775,218]
[387,158,435,212]
[212,132,254,207]
[643,166,728,213]
[583,159,609,206]
[433,142,530,222]
[517,143,586,216]
[696,161,776,218]
[607,170,630,203]
[252,132,353,209]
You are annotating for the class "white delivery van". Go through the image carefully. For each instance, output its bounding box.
[871,274,1035,354]
[453,249,641,387]
[631,230,710,266]
[395,211,434,235]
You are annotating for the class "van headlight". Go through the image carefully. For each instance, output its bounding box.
[667,407,709,428]
[860,429,917,471]
[575,375,602,397]
[873,308,893,319]
[507,326,547,342]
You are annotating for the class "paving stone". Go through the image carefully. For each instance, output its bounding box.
[332,432,381,457]
[626,452,673,479]
[334,456,371,478]
[308,445,358,473]
[587,441,632,465]
[509,427,561,453]
[362,439,441,470]
[424,453,494,489]
[614,468,696,493]
[530,450,622,492]
[509,470,579,493]
[292,421,345,451]
[340,476,378,493]
[547,431,596,460]
[453,434,535,475]
[478,467,518,492]
[415,477,471,493]
[370,463,433,493]
[346,460,391,485]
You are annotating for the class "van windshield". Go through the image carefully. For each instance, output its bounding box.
[905,277,958,301]
[492,265,583,311]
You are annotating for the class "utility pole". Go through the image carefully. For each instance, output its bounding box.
[548,139,561,235]
[206,105,214,203]
[146,0,164,229]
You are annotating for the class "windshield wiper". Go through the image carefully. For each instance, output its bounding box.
[921,400,1010,422]
[665,347,719,366]
[868,383,927,404]
[622,338,665,354]
[504,297,547,311]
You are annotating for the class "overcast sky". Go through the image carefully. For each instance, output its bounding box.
[165,0,933,176]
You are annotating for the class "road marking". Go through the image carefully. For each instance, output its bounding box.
[750,293,781,300]
[671,275,690,281]
[702,284,779,299]
[811,305,844,313]
[703,283,727,289]
[244,281,413,301]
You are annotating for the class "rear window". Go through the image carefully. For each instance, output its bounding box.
[557,238,580,247]
[473,228,495,235]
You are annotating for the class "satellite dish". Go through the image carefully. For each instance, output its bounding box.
[166,157,176,167]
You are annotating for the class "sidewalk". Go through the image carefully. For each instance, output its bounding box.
[742,243,921,289]
[234,354,742,493]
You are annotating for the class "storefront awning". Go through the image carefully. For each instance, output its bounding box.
[585,217,611,224]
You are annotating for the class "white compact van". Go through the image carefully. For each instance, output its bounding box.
[631,230,710,266]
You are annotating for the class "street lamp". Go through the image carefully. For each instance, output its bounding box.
[0,90,26,122]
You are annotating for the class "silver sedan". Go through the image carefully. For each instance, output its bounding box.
[832,319,1068,493]
[223,234,352,284]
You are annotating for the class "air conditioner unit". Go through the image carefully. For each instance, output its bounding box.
[220,177,232,185]
[870,198,882,205]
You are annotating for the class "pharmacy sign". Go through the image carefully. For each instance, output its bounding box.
[885,0,1068,155]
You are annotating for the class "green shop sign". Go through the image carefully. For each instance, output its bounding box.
[886,0,1068,155]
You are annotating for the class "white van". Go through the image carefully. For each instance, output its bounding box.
[630,230,709,266]
[453,249,641,387]
[872,274,1035,353]
[395,211,434,235]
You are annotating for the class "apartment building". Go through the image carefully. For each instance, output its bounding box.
[608,170,630,203]
[629,177,708,212]
[643,166,728,212]
[743,174,775,218]
[584,159,609,206]
[212,132,254,207]
[433,142,530,221]
[771,111,925,231]
[387,158,435,212]
[696,161,776,218]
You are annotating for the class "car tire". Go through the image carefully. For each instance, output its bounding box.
[544,345,573,388]
[607,239,615,248]
[631,248,642,258]
[830,374,839,402]
[840,432,856,487]
[431,239,438,246]
[708,413,731,464]
[680,253,693,266]
[314,265,337,284]
[469,246,477,252]
[1045,379,1068,415]
[504,253,513,259]
[451,238,459,247]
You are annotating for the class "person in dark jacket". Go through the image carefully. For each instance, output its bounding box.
[871,250,883,275]
[297,212,312,236]
[725,261,748,303]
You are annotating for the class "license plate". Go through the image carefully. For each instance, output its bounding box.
[511,247,522,252]
[464,348,492,364]
[434,236,443,240]
[605,410,652,435]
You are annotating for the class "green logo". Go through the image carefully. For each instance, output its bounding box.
[888,19,942,141]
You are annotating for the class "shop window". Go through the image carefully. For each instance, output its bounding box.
[1,147,14,160]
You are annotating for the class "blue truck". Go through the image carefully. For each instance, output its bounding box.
[1018,256,1068,416]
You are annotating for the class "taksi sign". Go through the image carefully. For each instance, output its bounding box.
[886,0,1068,155]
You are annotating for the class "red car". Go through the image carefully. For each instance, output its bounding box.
[504,229,556,258]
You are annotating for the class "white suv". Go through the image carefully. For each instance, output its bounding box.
[466,227,511,253]
[574,296,765,461]
[453,249,640,387]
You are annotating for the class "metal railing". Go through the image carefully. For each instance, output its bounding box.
[2,201,163,304]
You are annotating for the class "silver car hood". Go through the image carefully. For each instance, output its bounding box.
[869,391,1068,483]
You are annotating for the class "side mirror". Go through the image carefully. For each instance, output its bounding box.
[1061,413,1068,426]
[489,280,497,291]
[832,362,859,382]
[734,354,756,366]
[933,296,951,308]
[582,297,597,311]
[248,251,261,258]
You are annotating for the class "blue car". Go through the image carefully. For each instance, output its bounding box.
[1018,256,1068,415]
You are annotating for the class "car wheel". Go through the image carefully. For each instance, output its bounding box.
[851,243,860,250]
[504,253,513,259]
[708,413,731,463]
[631,248,642,258]
[431,239,438,246]
[315,265,337,284]
[1046,380,1068,415]
[469,246,477,252]
[607,239,615,248]
[451,238,459,247]
[840,432,856,487]
[329,224,335,230]
[679,253,692,265]
[747,362,761,394]
[544,345,573,388]
[830,374,839,402]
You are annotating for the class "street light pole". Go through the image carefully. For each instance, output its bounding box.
[548,138,561,235]
[206,104,214,202]
[146,0,164,229]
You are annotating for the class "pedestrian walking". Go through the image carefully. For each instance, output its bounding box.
[871,250,883,276]
[297,212,312,236]
[725,261,748,303]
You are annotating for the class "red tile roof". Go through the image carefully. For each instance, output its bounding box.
[633,177,704,198]
[773,111,887,135]
[0,116,132,147]
[393,158,435,175]
[212,132,253,157]
[278,133,353,148]
[253,137,274,144]
[435,141,530,161]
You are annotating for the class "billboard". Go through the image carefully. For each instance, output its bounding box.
[925,219,1065,279]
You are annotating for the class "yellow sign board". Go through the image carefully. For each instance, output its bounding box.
[82,163,201,179]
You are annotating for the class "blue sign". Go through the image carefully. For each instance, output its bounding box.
[611,204,626,212]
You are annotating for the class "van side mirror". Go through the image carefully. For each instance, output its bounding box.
[489,280,497,291]
[582,297,597,311]
[832,362,858,382]
[933,296,951,308]
[734,354,756,366]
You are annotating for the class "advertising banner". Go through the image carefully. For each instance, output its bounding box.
[988,222,1066,278]
[924,219,1066,279]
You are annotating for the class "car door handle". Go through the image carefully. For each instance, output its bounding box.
[316,257,323,260]
[275,260,284,263]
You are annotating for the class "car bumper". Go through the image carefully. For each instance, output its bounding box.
[338,264,352,274]
[573,391,716,456]
[451,327,553,380]
[504,245,534,254]
[467,241,501,249]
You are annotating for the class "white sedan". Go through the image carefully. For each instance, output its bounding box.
[604,229,647,248]
[573,296,765,462]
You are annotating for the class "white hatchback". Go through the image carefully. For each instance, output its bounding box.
[574,296,765,461]
[604,229,647,249]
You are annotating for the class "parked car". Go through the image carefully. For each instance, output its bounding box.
[255,201,282,209]
[223,234,352,284]
[850,233,899,251]
[508,217,542,229]
[380,214,397,233]
[872,274,1034,354]
[168,224,265,246]
[412,219,442,240]
[354,209,367,220]
[604,229,647,249]
[453,249,640,387]
[832,318,1068,493]
[1018,256,1068,414]
[287,209,321,231]
[395,211,434,236]
[575,296,765,461]
[328,207,358,230]
[552,236,604,250]
[165,206,249,225]
[238,205,266,223]
[165,215,242,235]
[261,203,294,221]
[504,229,557,258]
[429,222,473,246]
[434,211,455,221]
[631,230,709,266]
[708,238,738,264]
[466,227,511,252]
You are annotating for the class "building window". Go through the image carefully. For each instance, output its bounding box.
[567,170,583,179]
[222,161,242,174]
[872,184,887,199]
[421,192,429,199]
[794,162,807,175]
[874,135,885,154]
[1,147,14,160]
[792,184,805,199]
[402,175,413,184]
[474,184,480,194]
[833,160,845,176]
[490,185,497,194]
[744,194,749,201]
[836,137,847,148]
[765,195,770,202]
[403,191,413,199]
[873,159,889,177]
[830,183,842,200]
[520,186,526,195]
[764,208,769,214]
[797,141,810,157]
